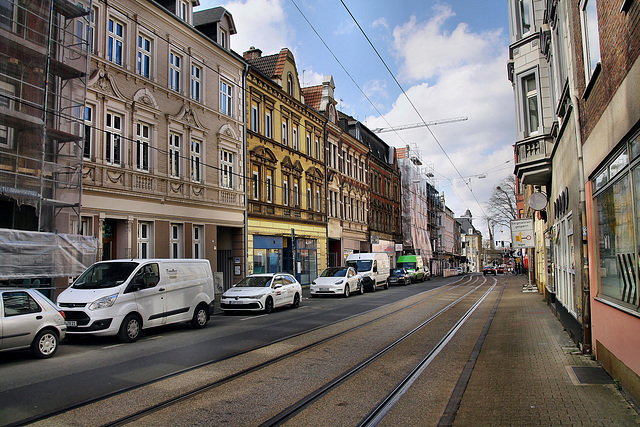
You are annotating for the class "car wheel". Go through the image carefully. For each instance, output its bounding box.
[264,297,274,314]
[190,303,209,329]
[370,282,376,292]
[343,285,350,298]
[291,293,300,308]
[358,280,364,295]
[383,279,389,290]
[118,314,142,343]
[31,329,58,358]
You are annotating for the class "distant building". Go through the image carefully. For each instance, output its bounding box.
[456,211,482,273]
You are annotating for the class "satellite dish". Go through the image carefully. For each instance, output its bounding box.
[528,192,548,211]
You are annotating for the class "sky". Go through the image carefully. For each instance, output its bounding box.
[197,0,516,243]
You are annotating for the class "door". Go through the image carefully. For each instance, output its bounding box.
[271,275,288,307]
[102,220,116,261]
[129,263,166,327]
[1,291,43,350]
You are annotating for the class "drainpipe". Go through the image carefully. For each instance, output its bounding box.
[571,92,591,354]
[243,62,249,277]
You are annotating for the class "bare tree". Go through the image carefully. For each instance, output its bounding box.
[486,175,518,230]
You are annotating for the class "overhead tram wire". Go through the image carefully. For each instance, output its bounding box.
[338,0,488,218]
[288,0,474,214]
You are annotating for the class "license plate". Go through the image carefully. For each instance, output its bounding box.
[229,300,243,304]
[65,320,77,327]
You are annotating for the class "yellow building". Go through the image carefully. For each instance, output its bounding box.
[243,47,327,285]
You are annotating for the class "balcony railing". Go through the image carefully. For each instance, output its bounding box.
[249,200,326,223]
[514,133,554,185]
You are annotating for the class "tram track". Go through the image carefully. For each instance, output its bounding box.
[24,275,496,427]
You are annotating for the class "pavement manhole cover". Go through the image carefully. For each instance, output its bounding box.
[570,366,614,384]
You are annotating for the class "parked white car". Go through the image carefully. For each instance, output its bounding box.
[221,273,301,314]
[310,267,363,298]
[1,288,67,358]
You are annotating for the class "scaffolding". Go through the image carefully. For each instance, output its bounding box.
[398,144,433,261]
[0,0,96,281]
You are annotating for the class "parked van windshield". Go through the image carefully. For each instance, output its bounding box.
[399,262,417,269]
[235,276,273,287]
[346,260,372,272]
[73,262,139,289]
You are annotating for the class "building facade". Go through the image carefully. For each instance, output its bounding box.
[303,76,369,267]
[0,0,97,292]
[81,2,246,290]
[244,47,327,285]
[340,113,402,267]
[509,0,640,403]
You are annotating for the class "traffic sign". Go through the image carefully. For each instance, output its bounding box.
[511,219,535,248]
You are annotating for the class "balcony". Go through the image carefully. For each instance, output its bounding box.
[514,133,554,186]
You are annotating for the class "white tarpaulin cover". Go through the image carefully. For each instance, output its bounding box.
[0,229,98,279]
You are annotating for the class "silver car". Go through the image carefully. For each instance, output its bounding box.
[0,288,67,358]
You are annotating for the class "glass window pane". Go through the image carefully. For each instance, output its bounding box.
[596,174,636,304]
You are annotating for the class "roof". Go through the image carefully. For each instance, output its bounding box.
[302,85,322,110]
[193,7,237,34]
[247,48,293,80]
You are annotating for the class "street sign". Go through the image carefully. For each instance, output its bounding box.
[511,219,535,248]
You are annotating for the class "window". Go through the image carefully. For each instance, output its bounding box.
[265,108,273,138]
[315,137,321,160]
[522,74,539,135]
[581,0,601,80]
[219,29,227,49]
[137,34,151,78]
[178,0,188,22]
[266,169,273,203]
[306,132,312,156]
[108,18,124,65]
[251,102,259,132]
[138,222,151,258]
[136,122,150,172]
[593,137,640,310]
[170,224,182,258]
[316,188,321,212]
[292,125,298,150]
[2,292,41,317]
[287,73,293,96]
[83,105,93,159]
[517,0,533,36]
[220,149,234,189]
[293,178,300,207]
[307,182,312,210]
[191,140,201,182]
[220,80,232,116]
[191,63,202,102]
[283,175,289,205]
[71,216,93,236]
[105,112,122,165]
[252,164,260,200]
[282,118,289,146]
[193,225,203,259]
[170,52,182,92]
[169,132,181,178]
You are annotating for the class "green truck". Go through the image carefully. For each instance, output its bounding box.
[396,255,430,283]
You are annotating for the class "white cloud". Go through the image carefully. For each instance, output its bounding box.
[204,0,291,55]
[334,20,356,36]
[367,4,515,230]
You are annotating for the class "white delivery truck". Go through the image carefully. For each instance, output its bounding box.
[345,253,390,292]
[57,259,215,342]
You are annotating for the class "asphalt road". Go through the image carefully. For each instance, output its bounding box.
[0,277,454,426]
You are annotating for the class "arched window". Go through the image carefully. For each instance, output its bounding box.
[287,73,294,96]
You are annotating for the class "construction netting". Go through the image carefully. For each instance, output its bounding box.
[0,229,98,280]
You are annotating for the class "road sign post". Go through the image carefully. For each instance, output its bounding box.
[510,219,535,291]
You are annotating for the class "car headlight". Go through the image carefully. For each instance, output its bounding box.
[88,294,118,310]
[334,279,344,285]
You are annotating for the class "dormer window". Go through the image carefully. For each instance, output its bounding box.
[219,28,228,49]
[178,0,190,23]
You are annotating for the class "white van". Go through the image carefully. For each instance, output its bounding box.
[57,259,215,342]
[345,253,390,292]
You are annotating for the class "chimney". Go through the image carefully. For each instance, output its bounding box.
[243,46,262,60]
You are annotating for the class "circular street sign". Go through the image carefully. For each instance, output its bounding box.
[528,192,548,211]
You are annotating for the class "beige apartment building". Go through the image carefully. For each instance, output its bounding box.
[81,1,246,288]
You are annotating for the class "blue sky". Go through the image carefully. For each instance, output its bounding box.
[197,0,515,241]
